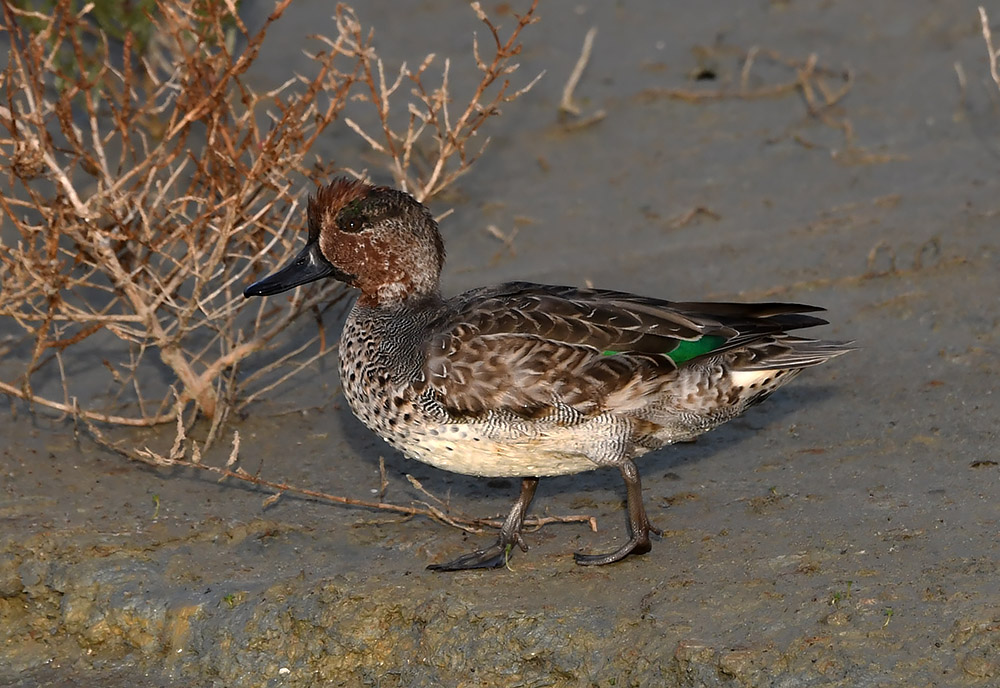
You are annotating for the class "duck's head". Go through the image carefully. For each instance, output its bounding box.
[243,178,445,307]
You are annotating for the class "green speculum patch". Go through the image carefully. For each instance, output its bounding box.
[602,335,728,364]
[664,335,728,364]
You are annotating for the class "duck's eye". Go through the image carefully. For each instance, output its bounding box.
[338,211,368,233]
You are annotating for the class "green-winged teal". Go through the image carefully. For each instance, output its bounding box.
[244,178,852,571]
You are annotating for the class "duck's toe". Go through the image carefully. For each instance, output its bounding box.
[573,533,654,566]
[573,516,663,567]
[427,539,517,572]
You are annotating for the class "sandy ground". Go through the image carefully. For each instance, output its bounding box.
[3,1,1000,686]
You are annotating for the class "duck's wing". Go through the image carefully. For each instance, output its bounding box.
[422,282,832,419]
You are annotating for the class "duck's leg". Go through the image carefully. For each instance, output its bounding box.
[427,477,539,572]
[574,458,661,566]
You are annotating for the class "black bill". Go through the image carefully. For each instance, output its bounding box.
[243,240,349,298]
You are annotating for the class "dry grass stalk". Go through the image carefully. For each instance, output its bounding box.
[980,6,1000,95]
[560,27,597,115]
[667,206,721,230]
[559,26,606,129]
[0,1,541,450]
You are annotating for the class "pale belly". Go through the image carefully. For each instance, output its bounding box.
[390,425,605,478]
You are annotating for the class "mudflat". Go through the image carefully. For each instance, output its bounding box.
[2,1,998,685]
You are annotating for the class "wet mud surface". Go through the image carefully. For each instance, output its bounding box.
[3,1,1000,686]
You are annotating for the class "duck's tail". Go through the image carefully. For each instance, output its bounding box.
[737,336,856,371]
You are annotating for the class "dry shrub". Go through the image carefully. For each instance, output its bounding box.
[0,0,539,448]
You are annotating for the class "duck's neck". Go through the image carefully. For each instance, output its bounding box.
[357,284,444,310]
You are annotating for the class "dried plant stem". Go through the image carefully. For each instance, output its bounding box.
[0,379,176,426]
[558,27,606,131]
[87,419,597,536]
[954,61,968,106]
[980,6,1000,94]
[560,27,602,117]
[668,206,722,229]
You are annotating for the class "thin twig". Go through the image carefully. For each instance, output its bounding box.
[954,61,968,107]
[980,6,1000,94]
[378,456,388,499]
[560,27,599,116]
[0,379,177,425]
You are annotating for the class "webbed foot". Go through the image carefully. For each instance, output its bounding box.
[573,522,661,566]
[427,477,539,572]
[427,536,524,571]
[574,458,661,566]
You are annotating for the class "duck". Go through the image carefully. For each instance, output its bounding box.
[243,177,852,571]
